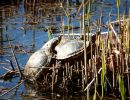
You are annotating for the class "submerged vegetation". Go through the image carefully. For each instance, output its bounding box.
[0,0,130,99]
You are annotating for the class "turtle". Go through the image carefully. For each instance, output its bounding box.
[24,49,48,79]
[55,39,90,60]
[24,36,61,80]
[55,32,99,60]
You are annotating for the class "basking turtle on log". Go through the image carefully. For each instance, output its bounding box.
[55,32,99,62]
[24,36,61,81]
[24,32,99,82]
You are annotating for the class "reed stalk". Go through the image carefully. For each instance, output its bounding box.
[52,64,55,93]
[101,39,106,98]
[118,74,126,100]
[81,60,84,92]
[32,29,35,48]
[67,0,70,34]
[61,1,70,35]
[126,12,130,93]
[82,1,90,99]
[83,0,87,84]
[61,16,65,35]
[87,0,91,41]
[93,55,98,100]
[116,0,120,20]
[47,27,52,40]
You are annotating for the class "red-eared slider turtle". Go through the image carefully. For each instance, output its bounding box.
[24,36,61,80]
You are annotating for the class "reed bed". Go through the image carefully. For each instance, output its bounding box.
[38,18,130,99]
[34,1,130,99]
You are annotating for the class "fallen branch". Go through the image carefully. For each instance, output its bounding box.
[0,70,19,80]
[0,66,12,72]
[109,24,120,43]
[6,34,23,78]
[108,18,130,25]
[0,80,24,97]
[76,0,88,16]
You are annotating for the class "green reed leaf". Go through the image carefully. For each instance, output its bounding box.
[116,0,120,20]
[47,28,52,40]
[118,74,126,100]
[116,0,120,8]
[101,39,106,97]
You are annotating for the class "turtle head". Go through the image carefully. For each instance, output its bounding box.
[42,36,62,55]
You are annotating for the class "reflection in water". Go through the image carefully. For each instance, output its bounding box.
[23,80,89,100]
[0,0,22,47]
[0,15,3,55]
[0,1,22,57]
[0,0,21,5]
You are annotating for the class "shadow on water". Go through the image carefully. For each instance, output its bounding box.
[0,0,130,99]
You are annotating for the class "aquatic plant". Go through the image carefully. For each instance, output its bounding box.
[101,39,106,98]
[118,74,126,100]
[61,0,71,34]
[116,0,120,20]
[47,27,52,40]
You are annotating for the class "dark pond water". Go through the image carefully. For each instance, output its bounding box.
[0,0,130,99]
